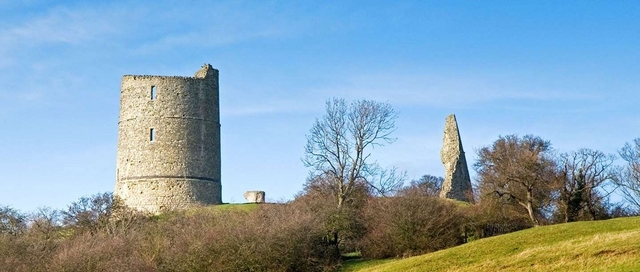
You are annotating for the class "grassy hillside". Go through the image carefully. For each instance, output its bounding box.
[212,202,260,211]
[345,216,640,272]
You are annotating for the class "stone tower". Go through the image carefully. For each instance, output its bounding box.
[115,64,222,213]
[439,114,474,203]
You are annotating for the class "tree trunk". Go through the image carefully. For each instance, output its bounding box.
[587,200,597,220]
[526,190,539,226]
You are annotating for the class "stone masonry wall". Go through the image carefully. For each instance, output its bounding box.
[243,191,266,203]
[439,114,474,203]
[115,64,221,213]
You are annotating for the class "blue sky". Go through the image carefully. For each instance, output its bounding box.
[1,1,639,211]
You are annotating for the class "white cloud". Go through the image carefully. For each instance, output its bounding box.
[221,99,317,117]
[133,27,281,54]
[330,72,601,107]
[0,5,126,49]
[221,68,603,118]
[130,2,320,54]
[16,91,44,101]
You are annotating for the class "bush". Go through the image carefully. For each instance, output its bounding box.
[0,195,350,271]
[359,195,466,259]
[48,232,152,272]
[463,199,532,240]
[154,203,340,272]
[293,188,367,255]
[1,191,491,270]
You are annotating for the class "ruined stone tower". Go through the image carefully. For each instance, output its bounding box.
[115,64,221,213]
[439,114,474,203]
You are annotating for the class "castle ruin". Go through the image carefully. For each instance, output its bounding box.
[115,64,222,213]
[439,114,474,203]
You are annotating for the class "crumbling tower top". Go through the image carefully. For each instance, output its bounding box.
[194,63,216,79]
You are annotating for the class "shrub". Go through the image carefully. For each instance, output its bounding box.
[48,232,152,272]
[0,199,348,271]
[154,203,340,272]
[293,189,367,255]
[463,199,532,240]
[359,195,465,259]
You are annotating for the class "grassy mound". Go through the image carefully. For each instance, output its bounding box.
[345,216,640,272]
[212,202,260,211]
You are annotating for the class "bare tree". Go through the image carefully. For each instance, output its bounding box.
[29,207,62,240]
[62,192,116,234]
[399,175,444,197]
[475,135,561,226]
[0,206,26,236]
[303,98,403,208]
[617,138,640,210]
[363,165,407,197]
[558,149,618,222]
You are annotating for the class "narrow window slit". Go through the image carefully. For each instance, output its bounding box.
[150,128,155,141]
[151,86,157,100]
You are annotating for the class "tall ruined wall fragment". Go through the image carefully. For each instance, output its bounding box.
[439,114,474,203]
[115,64,222,213]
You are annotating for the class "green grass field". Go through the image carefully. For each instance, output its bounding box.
[343,216,640,272]
[212,202,260,211]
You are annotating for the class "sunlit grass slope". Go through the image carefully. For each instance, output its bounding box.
[212,202,260,211]
[350,216,640,272]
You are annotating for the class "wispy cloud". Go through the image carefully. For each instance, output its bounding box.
[0,5,126,49]
[15,91,44,101]
[0,2,138,72]
[0,1,309,104]
[131,2,319,54]
[220,68,603,118]
[8,2,310,64]
[221,98,316,118]
[133,28,282,54]
[306,71,602,108]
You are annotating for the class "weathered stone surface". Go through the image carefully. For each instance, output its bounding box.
[439,114,474,203]
[243,191,266,203]
[115,64,222,213]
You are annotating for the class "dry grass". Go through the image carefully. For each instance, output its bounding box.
[347,216,640,272]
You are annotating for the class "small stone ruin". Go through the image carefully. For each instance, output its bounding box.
[244,191,266,203]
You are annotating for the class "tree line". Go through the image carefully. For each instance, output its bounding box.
[1,98,639,271]
[475,135,640,226]
[300,98,640,255]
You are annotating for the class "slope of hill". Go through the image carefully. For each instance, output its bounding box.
[347,216,640,272]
